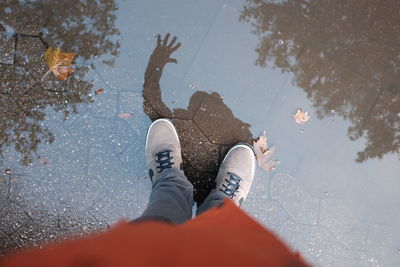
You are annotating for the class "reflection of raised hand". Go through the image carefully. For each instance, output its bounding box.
[150,33,181,67]
[143,33,181,119]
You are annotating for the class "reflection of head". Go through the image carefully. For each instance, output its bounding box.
[240,0,400,162]
[0,1,120,165]
[143,34,253,202]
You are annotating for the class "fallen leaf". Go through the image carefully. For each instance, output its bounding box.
[44,47,77,81]
[293,108,310,124]
[39,157,47,165]
[117,112,133,118]
[95,88,104,95]
[253,131,279,172]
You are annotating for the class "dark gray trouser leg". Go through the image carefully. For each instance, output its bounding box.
[196,189,227,216]
[136,168,193,224]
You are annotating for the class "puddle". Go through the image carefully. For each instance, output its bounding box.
[1,0,399,265]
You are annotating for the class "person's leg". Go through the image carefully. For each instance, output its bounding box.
[135,118,193,224]
[136,168,193,224]
[197,143,255,216]
[196,189,226,215]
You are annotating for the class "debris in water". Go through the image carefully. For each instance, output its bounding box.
[117,112,133,118]
[39,157,47,165]
[293,108,310,124]
[95,88,104,95]
[253,131,279,172]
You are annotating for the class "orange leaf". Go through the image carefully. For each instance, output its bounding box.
[45,47,77,81]
[95,88,104,95]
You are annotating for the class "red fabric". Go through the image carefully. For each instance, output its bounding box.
[1,200,311,267]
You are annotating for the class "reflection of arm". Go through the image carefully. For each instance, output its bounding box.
[143,53,172,118]
[143,34,181,119]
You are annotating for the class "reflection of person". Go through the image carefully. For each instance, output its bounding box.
[143,33,254,203]
[143,33,253,142]
[2,119,310,267]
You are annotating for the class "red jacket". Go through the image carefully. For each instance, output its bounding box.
[1,200,310,267]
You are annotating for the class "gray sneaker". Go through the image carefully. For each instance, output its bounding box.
[145,119,184,183]
[215,143,256,207]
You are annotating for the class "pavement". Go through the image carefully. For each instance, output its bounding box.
[1,0,400,266]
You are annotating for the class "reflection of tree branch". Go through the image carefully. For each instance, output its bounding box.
[42,88,71,94]
[0,0,120,165]
[18,82,41,100]
[358,89,383,136]
[5,93,32,117]
[241,0,400,162]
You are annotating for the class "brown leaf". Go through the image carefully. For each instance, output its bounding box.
[95,88,104,95]
[293,108,310,124]
[117,112,133,118]
[44,47,77,81]
[253,131,279,171]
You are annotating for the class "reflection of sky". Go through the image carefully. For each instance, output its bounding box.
[91,0,400,264]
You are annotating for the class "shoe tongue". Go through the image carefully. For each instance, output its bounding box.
[227,172,242,180]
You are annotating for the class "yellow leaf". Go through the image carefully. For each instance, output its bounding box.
[44,47,77,81]
[252,131,279,172]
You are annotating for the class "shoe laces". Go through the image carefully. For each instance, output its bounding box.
[219,172,241,198]
[155,149,174,173]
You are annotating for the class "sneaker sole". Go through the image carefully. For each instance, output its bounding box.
[222,143,256,180]
[145,118,181,151]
